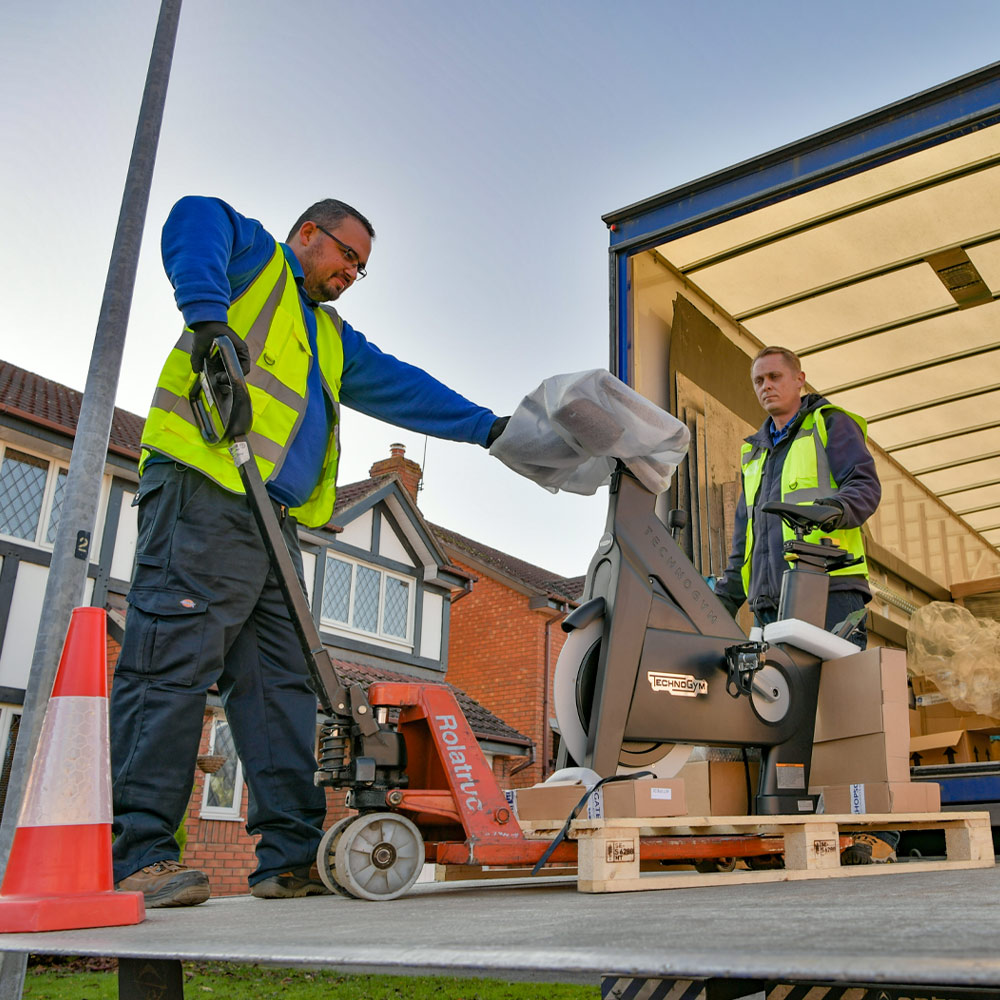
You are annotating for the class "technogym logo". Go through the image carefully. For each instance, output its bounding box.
[647,672,708,697]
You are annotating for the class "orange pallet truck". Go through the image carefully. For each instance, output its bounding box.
[192,340,849,900]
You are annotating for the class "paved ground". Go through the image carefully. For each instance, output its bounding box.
[3,865,1000,987]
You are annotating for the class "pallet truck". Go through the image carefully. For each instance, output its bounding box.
[191,340,861,899]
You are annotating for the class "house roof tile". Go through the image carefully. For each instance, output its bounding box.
[429,522,584,604]
[0,359,144,459]
[331,477,384,517]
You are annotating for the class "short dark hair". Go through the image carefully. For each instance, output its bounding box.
[286,199,375,242]
[752,345,801,374]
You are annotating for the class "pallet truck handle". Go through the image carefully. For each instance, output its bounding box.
[190,337,378,734]
[188,337,254,444]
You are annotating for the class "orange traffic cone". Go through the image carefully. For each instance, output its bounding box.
[0,607,144,931]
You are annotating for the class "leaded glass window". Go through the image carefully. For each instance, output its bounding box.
[383,577,410,637]
[0,447,70,548]
[0,450,47,541]
[0,710,21,822]
[322,557,351,623]
[45,467,69,544]
[353,565,380,633]
[320,554,413,643]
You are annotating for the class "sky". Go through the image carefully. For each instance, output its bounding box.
[3,0,1000,580]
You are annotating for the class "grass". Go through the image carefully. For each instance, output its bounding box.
[24,959,600,999]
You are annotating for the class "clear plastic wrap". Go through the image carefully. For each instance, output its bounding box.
[906,601,1000,717]
[489,369,690,496]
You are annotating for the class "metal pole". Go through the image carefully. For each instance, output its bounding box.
[0,0,182,994]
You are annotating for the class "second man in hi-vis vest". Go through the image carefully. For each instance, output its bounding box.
[714,345,881,646]
[713,345,892,864]
[110,196,510,908]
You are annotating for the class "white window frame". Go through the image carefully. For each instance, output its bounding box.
[0,443,69,549]
[199,717,244,821]
[320,553,415,647]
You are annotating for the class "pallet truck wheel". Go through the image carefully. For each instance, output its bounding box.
[317,816,361,897]
[694,857,737,873]
[334,812,425,901]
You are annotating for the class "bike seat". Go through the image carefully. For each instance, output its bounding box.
[760,500,840,534]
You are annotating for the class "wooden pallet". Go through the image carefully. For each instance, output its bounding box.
[564,811,994,893]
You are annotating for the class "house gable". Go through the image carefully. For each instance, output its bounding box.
[307,477,464,676]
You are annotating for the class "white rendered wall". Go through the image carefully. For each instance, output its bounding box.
[419,592,443,661]
[337,510,373,550]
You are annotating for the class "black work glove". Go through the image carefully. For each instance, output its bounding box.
[189,321,251,375]
[485,415,510,448]
[815,497,845,532]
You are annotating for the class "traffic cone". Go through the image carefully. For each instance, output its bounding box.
[0,607,144,931]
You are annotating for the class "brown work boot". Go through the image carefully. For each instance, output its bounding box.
[250,865,331,899]
[841,833,897,865]
[117,860,211,907]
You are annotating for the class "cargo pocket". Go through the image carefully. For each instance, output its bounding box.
[132,476,167,557]
[123,587,211,687]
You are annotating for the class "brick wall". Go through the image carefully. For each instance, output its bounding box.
[445,557,569,787]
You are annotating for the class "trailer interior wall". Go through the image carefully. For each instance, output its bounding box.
[630,249,947,645]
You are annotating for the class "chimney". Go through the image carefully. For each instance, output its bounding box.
[369,443,422,502]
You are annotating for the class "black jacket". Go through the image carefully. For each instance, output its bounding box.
[714,393,881,616]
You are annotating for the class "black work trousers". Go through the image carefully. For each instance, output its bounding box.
[109,461,327,885]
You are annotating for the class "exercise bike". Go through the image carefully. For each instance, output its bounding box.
[553,463,862,815]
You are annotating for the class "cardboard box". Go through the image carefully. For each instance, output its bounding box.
[909,729,995,766]
[601,778,686,818]
[909,708,924,738]
[514,783,601,822]
[680,761,711,816]
[957,714,1000,732]
[810,648,913,787]
[911,675,951,706]
[514,778,686,822]
[812,781,941,814]
[814,647,908,743]
[924,713,1000,735]
[810,732,910,786]
[679,760,759,816]
[914,781,943,812]
[881,701,911,758]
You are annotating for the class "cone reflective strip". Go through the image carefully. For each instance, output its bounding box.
[0,606,144,932]
[17,696,111,827]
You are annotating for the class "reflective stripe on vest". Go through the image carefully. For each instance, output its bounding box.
[139,244,344,528]
[739,406,869,593]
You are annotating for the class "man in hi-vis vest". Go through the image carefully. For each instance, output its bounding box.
[714,346,895,864]
[714,345,880,643]
[110,196,509,907]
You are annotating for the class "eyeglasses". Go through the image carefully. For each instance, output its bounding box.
[314,223,367,279]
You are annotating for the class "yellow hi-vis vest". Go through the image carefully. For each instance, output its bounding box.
[139,245,344,528]
[739,405,869,594]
